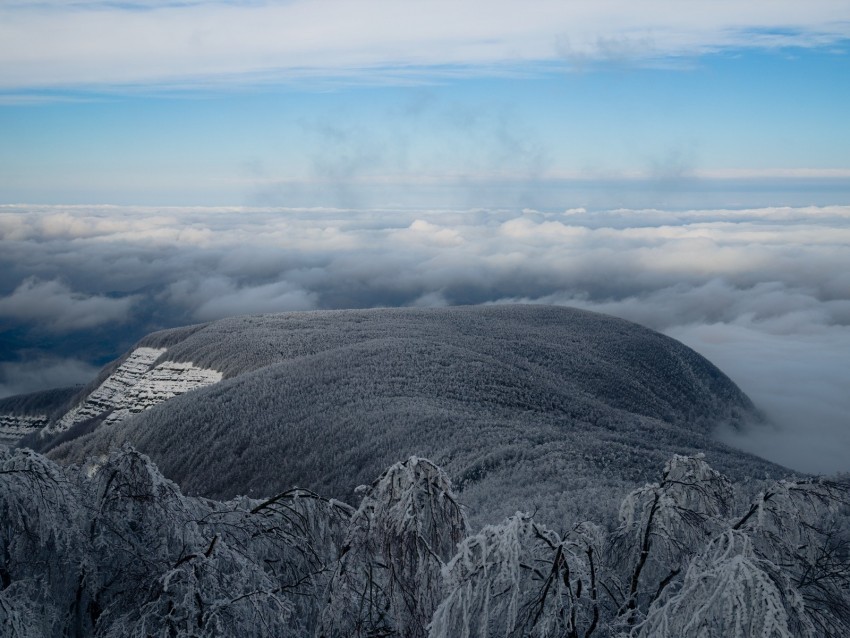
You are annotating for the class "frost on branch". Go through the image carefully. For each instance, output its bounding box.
[1,444,355,637]
[638,530,813,638]
[80,444,203,630]
[0,579,67,638]
[238,488,354,634]
[429,514,604,638]
[2,445,849,637]
[89,452,352,637]
[0,447,84,635]
[610,454,733,622]
[734,478,850,635]
[318,456,468,638]
[96,535,292,638]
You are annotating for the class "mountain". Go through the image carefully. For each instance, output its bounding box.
[22,305,785,526]
[0,386,77,446]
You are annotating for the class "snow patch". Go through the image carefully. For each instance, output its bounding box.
[103,361,223,425]
[45,347,221,435]
[50,347,166,433]
[0,413,49,445]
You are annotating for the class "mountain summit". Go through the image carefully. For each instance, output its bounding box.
[27,305,781,525]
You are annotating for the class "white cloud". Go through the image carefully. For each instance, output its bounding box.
[1,1,849,90]
[0,277,137,331]
[166,276,318,320]
[392,219,465,247]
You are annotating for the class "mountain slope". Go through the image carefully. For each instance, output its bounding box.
[44,305,784,526]
[0,387,77,445]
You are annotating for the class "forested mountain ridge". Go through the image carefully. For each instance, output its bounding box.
[27,305,786,527]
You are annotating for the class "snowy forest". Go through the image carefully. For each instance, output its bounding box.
[39,306,785,534]
[2,445,848,637]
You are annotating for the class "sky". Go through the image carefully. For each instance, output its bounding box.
[1,0,850,207]
[1,1,849,474]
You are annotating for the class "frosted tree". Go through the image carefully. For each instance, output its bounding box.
[0,447,86,636]
[637,530,814,638]
[235,488,353,635]
[0,578,68,638]
[4,444,848,637]
[317,457,468,638]
[95,534,292,637]
[76,444,204,629]
[87,449,352,637]
[733,478,850,635]
[0,443,360,637]
[429,514,604,638]
[609,454,733,624]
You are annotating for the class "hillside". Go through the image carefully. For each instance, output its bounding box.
[38,305,784,526]
[0,386,78,446]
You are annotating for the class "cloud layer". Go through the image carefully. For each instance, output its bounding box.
[668,323,850,476]
[0,357,99,400]
[1,1,849,90]
[0,277,136,332]
[1,203,848,473]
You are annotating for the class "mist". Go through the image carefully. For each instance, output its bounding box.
[669,323,850,475]
[1,203,848,474]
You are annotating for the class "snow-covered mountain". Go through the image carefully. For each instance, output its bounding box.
[0,413,49,446]
[0,387,77,446]
[8,305,844,637]
[19,305,784,527]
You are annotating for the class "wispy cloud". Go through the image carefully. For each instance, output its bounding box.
[226,167,850,186]
[696,168,850,180]
[1,1,849,91]
[0,93,98,105]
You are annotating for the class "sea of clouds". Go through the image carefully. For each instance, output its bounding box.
[1,203,848,474]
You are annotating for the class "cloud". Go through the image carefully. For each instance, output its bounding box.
[1,203,849,473]
[1,1,849,90]
[0,277,137,331]
[512,280,850,333]
[0,357,98,399]
[666,323,850,476]
[165,276,318,321]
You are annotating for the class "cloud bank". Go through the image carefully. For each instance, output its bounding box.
[1,1,849,91]
[1,203,848,473]
[0,357,99,400]
[0,277,137,332]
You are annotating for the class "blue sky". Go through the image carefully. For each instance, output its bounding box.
[1,0,849,207]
